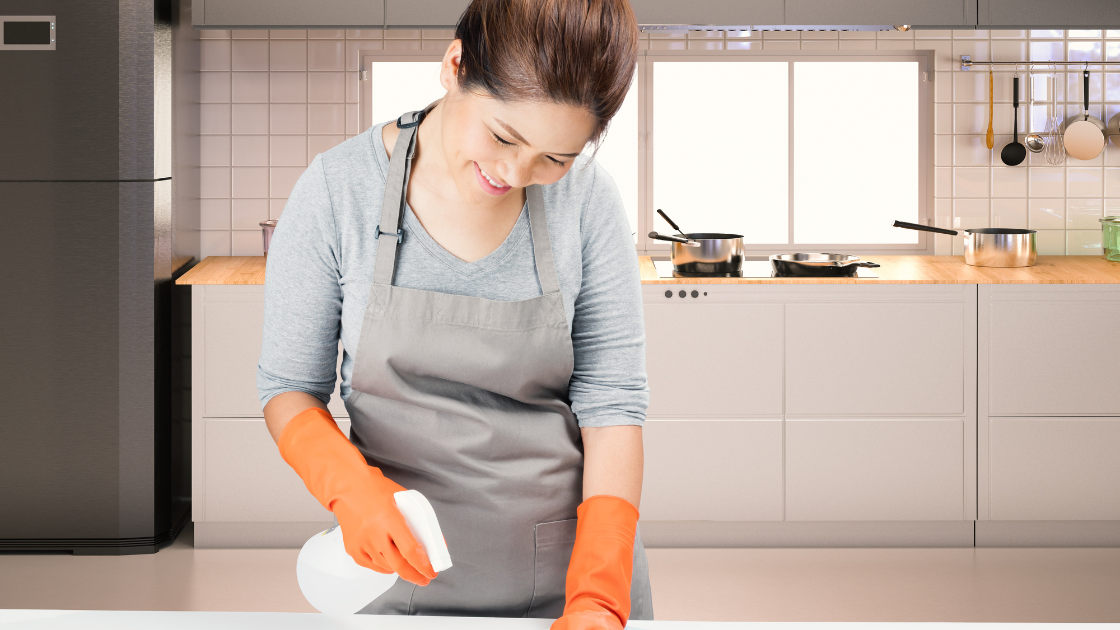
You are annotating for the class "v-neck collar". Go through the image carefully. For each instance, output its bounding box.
[402,200,530,278]
[369,122,532,278]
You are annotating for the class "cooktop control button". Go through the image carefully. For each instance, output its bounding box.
[691,290,699,298]
[664,290,672,298]
[678,290,686,298]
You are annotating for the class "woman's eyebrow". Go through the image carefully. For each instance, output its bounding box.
[494,118,582,158]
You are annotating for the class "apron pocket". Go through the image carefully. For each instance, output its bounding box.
[525,518,577,618]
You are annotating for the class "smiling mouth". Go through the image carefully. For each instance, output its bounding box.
[475,162,511,195]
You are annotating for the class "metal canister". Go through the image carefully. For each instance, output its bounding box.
[261,220,278,255]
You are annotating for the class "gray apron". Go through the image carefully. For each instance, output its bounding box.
[346,110,652,619]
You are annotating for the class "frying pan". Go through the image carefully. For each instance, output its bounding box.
[1063,70,1106,160]
[770,253,880,277]
[893,220,1036,267]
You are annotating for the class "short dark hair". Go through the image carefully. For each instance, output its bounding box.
[454,0,639,142]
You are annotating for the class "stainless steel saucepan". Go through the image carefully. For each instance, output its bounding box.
[893,220,1037,267]
[649,209,744,275]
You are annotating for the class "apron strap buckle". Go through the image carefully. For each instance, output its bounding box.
[396,109,426,129]
[378,227,404,244]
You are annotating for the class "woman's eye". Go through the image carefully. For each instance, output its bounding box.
[548,156,567,166]
[491,133,514,146]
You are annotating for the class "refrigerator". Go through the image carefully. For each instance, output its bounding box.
[0,0,190,553]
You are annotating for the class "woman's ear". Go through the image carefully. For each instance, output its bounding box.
[439,40,463,93]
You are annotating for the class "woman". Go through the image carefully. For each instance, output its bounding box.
[257,0,649,626]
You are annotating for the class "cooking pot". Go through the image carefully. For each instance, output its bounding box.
[770,253,880,277]
[648,231,744,275]
[893,220,1036,267]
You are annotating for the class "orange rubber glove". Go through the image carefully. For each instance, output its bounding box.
[551,495,639,630]
[277,406,435,585]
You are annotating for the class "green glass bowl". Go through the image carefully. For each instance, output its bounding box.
[1102,216,1120,262]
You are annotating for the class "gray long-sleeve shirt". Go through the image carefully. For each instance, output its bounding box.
[256,122,648,428]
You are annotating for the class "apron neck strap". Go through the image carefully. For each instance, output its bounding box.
[525,184,559,295]
[371,113,420,286]
[372,110,562,296]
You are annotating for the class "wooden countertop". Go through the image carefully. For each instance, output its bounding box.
[176,254,1120,286]
[640,255,1120,284]
[177,256,266,285]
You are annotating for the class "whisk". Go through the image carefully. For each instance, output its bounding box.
[1043,69,1066,165]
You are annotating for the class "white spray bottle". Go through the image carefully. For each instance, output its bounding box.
[296,489,453,615]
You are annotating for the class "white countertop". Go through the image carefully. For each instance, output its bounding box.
[1,612,1113,630]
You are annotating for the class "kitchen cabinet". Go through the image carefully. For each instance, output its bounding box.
[644,300,783,417]
[977,285,1120,533]
[184,256,1120,548]
[199,285,347,419]
[630,0,783,26]
[978,0,1120,28]
[981,285,1120,417]
[786,418,967,521]
[202,418,347,523]
[386,0,470,28]
[988,417,1120,521]
[641,284,977,537]
[785,294,971,416]
[785,0,976,27]
[192,0,383,28]
[641,419,783,521]
[191,285,347,547]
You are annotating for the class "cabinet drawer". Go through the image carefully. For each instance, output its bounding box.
[202,418,350,522]
[786,419,966,521]
[989,417,1120,520]
[201,286,348,417]
[641,419,783,521]
[644,302,784,417]
[986,288,1120,416]
[786,300,968,416]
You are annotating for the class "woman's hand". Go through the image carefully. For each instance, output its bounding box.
[550,426,644,630]
[551,611,623,630]
[269,399,436,585]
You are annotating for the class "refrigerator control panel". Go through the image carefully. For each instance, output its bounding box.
[1,16,55,51]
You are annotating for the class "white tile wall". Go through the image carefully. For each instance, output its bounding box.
[927,29,1120,255]
[198,29,421,255]
[199,28,1120,257]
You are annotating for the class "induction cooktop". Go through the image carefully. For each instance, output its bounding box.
[653,260,879,279]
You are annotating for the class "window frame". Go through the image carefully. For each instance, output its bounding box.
[638,48,936,256]
[358,48,936,256]
[359,52,447,133]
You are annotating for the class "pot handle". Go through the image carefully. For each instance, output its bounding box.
[656,209,686,235]
[648,231,699,247]
[893,220,958,236]
[1084,69,1090,117]
[855,261,881,268]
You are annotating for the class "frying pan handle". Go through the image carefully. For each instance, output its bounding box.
[893,220,958,236]
[656,209,684,235]
[1084,70,1090,114]
[856,262,881,268]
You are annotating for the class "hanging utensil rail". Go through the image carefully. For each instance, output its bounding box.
[961,56,1120,71]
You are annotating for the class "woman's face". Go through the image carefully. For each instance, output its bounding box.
[434,40,597,206]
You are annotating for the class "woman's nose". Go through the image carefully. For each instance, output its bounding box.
[497,160,534,189]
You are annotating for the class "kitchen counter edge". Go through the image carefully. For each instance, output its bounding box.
[175,255,1120,286]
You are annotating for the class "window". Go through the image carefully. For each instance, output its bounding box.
[644,51,931,253]
[360,49,933,254]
